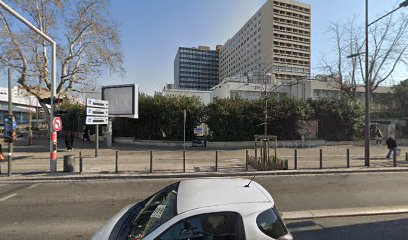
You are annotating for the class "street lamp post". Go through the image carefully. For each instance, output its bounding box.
[364,0,370,167]
[352,0,408,167]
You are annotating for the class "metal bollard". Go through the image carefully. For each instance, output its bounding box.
[393,150,397,167]
[150,151,153,173]
[183,150,186,173]
[294,149,298,170]
[115,151,119,173]
[215,150,218,172]
[79,151,83,174]
[347,148,350,168]
[320,149,323,169]
[245,150,249,171]
[406,152,408,161]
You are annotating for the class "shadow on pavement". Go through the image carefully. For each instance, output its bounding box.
[289,218,408,240]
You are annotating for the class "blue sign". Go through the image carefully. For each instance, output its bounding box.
[3,115,16,142]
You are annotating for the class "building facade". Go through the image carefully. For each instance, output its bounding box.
[219,0,311,82]
[161,88,213,105]
[174,46,220,91]
[212,78,392,104]
[0,86,42,128]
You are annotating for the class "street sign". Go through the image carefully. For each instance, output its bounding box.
[86,98,108,109]
[194,128,203,136]
[86,98,109,157]
[86,107,109,117]
[53,117,62,132]
[86,116,108,125]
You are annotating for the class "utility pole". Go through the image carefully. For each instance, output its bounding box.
[364,0,370,167]
[8,69,13,176]
[183,109,186,152]
[28,95,32,146]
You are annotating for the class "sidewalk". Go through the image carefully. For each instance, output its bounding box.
[1,137,408,180]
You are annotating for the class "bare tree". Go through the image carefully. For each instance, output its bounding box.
[322,10,408,98]
[0,0,124,120]
[237,48,306,136]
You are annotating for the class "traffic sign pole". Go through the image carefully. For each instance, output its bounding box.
[95,125,99,157]
[8,68,13,177]
[85,98,109,158]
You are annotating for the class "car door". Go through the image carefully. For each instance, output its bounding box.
[154,212,246,240]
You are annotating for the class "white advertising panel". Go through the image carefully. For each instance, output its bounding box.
[102,84,138,118]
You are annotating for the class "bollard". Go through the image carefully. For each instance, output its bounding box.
[215,150,218,172]
[406,152,408,161]
[183,150,186,173]
[294,149,298,170]
[115,151,119,173]
[245,150,249,171]
[150,151,153,173]
[347,148,350,168]
[393,150,397,167]
[319,149,323,169]
[79,151,83,174]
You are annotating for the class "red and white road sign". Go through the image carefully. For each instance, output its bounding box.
[53,117,62,132]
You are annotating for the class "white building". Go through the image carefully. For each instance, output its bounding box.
[161,88,213,105]
[219,0,311,82]
[211,77,392,102]
[289,79,391,100]
[0,86,41,125]
[212,76,288,101]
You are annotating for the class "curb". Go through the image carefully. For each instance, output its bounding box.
[1,167,408,182]
[282,205,408,220]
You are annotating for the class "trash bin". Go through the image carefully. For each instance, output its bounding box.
[63,155,75,172]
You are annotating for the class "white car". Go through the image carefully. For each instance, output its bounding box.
[91,178,293,240]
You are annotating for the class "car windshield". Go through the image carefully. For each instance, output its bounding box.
[127,182,179,239]
[256,207,288,239]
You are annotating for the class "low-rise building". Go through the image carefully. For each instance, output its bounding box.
[0,86,42,127]
[211,76,392,102]
[161,88,213,105]
[212,76,288,101]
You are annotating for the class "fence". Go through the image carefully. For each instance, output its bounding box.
[1,145,407,175]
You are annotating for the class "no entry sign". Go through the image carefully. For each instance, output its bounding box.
[53,117,62,132]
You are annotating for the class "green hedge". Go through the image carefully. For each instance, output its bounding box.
[108,95,365,141]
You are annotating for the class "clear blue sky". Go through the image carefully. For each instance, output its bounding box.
[1,0,406,94]
[106,0,405,95]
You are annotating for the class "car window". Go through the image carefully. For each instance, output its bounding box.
[125,182,180,240]
[156,212,245,240]
[256,207,288,239]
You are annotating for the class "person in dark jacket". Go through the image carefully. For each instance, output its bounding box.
[385,136,397,158]
[65,131,74,151]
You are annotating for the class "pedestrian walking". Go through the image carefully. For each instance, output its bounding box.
[65,131,74,151]
[385,136,397,158]
[83,126,90,141]
[0,143,4,161]
[375,128,383,145]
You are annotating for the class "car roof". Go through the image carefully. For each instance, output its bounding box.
[176,178,273,214]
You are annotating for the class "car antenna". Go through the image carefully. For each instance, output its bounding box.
[244,176,256,187]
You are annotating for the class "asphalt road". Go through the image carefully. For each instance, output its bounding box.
[0,172,408,239]
[287,214,408,240]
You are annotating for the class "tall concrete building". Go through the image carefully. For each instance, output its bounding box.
[174,46,220,90]
[219,0,311,82]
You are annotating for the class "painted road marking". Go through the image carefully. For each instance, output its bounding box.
[27,183,41,189]
[0,193,17,202]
